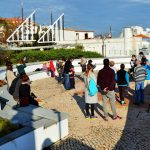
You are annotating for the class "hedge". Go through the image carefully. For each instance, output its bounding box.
[0,49,102,65]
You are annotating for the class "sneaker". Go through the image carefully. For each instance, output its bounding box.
[103,116,108,121]
[113,115,122,120]
[120,100,125,105]
[85,115,90,119]
[90,115,98,119]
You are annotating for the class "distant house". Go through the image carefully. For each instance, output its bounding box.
[64,28,94,41]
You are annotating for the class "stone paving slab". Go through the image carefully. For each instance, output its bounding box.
[30,77,150,150]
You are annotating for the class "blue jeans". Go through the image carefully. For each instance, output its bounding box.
[58,73,62,82]
[135,82,144,104]
[64,74,70,90]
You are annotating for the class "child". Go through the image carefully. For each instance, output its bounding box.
[116,64,129,104]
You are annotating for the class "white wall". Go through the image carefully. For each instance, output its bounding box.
[76,37,143,57]
[64,30,94,41]
[0,119,68,150]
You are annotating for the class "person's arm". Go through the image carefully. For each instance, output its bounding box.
[115,73,118,82]
[125,72,130,86]
[97,71,100,86]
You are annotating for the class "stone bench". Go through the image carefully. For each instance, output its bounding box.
[0,85,68,150]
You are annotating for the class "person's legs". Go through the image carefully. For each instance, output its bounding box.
[135,83,141,104]
[70,77,75,89]
[64,74,70,90]
[85,103,90,116]
[107,91,117,117]
[118,86,123,100]
[102,92,108,118]
[140,82,144,104]
[90,104,95,116]
[118,86,126,104]
[58,73,62,82]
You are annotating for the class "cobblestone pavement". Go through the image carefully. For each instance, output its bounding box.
[31,76,150,150]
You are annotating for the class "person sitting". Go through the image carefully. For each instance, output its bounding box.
[19,74,38,107]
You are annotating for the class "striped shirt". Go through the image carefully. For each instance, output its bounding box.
[133,65,147,83]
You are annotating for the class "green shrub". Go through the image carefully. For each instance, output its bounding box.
[0,118,20,138]
[0,49,102,66]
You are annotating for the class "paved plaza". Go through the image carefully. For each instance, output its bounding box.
[31,75,150,150]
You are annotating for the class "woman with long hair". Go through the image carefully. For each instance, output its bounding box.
[84,64,98,119]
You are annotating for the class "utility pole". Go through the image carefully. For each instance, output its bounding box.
[51,11,53,25]
[21,0,24,21]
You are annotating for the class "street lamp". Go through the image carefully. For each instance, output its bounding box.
[100,35,107,57]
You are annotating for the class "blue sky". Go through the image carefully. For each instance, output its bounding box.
[1,0,150,36]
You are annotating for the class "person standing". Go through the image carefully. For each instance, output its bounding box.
[56,59,64,83]
[16,58,26,75]
[84,64,98,119]
[69,62,75,89]
[63,59,72,90]
[130,54,137,69]
[79,55,87,73]
[116,64,130,105]
[138,52,146,66]
[143,59,150,95]
[49,60,56,77]
[97,58,121,121]
[133,60,147,105]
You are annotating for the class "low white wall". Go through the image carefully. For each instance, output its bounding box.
[2,56,150,80]
[0,119,68,150]
[0,57,133,80]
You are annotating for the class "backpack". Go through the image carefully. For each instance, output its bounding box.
[9,77,19,95]
[88,78,98,96]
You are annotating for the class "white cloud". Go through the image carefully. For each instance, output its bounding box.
[128,0,150,4]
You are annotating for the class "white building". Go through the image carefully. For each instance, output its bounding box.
[72,26,150,57]
[64,28,94,41]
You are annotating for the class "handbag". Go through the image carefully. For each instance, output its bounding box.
[88,77,98,96]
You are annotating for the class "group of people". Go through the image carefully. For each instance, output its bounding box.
[6,58,38,107]
[42,58,75,90]
[5,52,149,119]
[83,52,149,120]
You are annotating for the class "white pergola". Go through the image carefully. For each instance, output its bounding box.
[38,13,65,43]
[7,10,37,43]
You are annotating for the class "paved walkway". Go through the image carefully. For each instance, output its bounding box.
[31,75,150,150]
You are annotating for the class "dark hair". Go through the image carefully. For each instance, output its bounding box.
[88,59,92,64]
[20,73,29,82]
[132,54,136,57]
[139,52,144,55]
[103,58,109,66]
[120,64,125,69]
